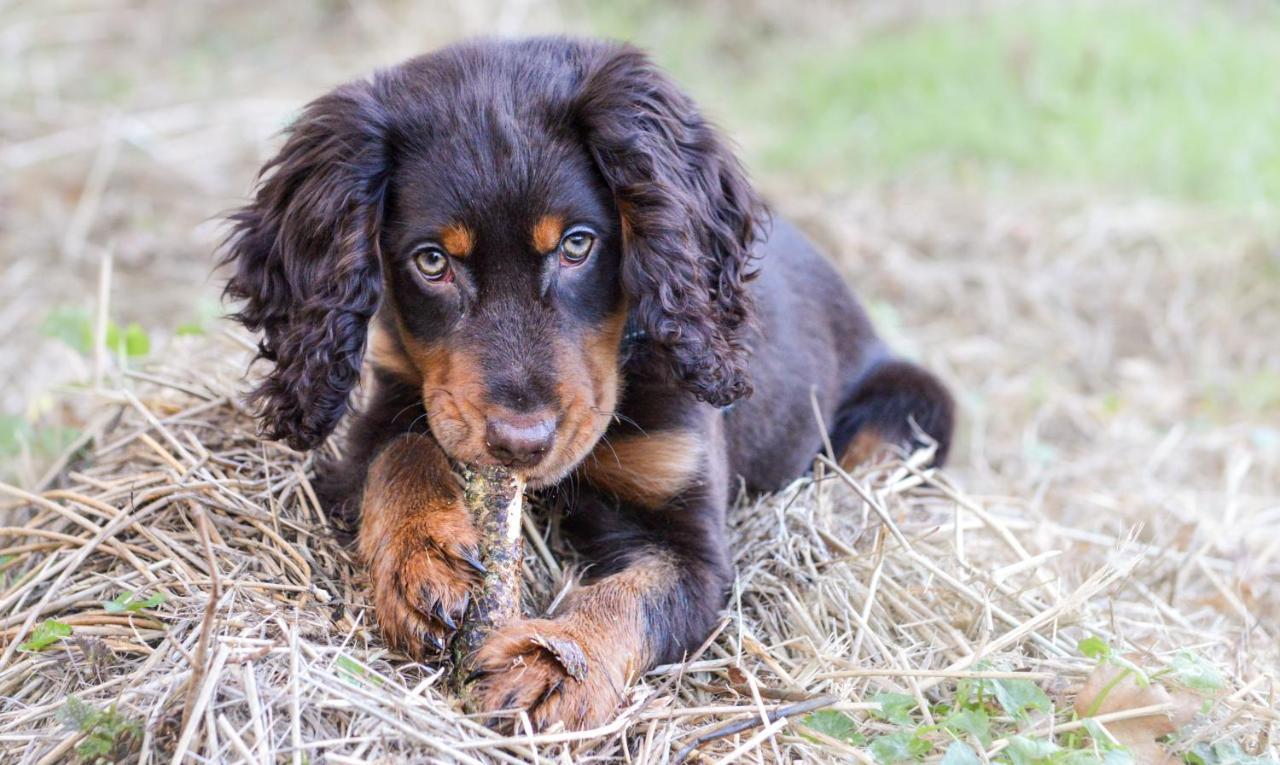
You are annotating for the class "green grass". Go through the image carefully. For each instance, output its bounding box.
[787,637,1252,764]
[588,1,1280,210]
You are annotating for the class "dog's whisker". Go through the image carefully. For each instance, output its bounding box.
[590,406,644,435]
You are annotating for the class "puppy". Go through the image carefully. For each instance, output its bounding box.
[222,37,953,730]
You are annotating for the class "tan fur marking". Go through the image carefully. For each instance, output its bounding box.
[581,429,703,508]
[555,552,676,677]
[392,306,626,489]
[409,339,490,463]
[534,309,625,488]
[358,433,480,658]
[440,222,473,257]
[367,324,421,383]
[532,214,565,253]
[839,429,889,470]
[469,553,677,730]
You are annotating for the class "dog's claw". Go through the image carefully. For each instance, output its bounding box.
[433,601,457,631]
[459,547,487,575]
[535,678,565,708]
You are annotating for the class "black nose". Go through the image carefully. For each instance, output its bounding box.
[484,413,556,467]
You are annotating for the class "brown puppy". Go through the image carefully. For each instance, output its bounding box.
[221,37,953,731]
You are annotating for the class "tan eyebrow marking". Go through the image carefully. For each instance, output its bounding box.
[532,214,565,253]
[440,223,474,258]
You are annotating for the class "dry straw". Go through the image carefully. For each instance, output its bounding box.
[0,333,1275,763]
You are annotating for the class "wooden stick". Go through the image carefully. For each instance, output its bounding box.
[452,466,526,692]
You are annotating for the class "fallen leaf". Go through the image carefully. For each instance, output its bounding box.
[1074,664,1199,764]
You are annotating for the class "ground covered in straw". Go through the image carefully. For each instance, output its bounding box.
[2,189,1278,763]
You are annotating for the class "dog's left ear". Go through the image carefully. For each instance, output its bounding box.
[574,44,768,407]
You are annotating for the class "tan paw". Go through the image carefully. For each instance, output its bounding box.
[467,618,626,731]
[362,503,485,658]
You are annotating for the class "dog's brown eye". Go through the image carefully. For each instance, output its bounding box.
[413,247,450,281]
[559,229,595,265]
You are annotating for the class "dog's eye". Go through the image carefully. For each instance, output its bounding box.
[413,246,450,281]
[559,229,596,265]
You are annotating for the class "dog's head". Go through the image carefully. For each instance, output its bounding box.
[222,38,766,486]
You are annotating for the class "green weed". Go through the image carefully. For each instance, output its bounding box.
[102,591,165,614]
[19,619,72,652]
[57,696,141,763]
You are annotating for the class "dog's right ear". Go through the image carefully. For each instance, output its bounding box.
[221,80,391,451]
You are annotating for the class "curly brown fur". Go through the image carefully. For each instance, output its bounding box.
[221,82,394,451]
[574,47,766,405]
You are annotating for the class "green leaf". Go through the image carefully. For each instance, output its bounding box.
[799,709,864,744]
[58,696,96,730]
[19,620,71,651]
[1185,746,1211,765]
[941,742,982,765]
[41,307,94,354]
[0,415,26,458]
[870,730,930,764]
[57,696,141,761]
[175,322,205,337]
[122,323,150,357]
[1106,655,1150,686]
[989,677,1051,720]
[1056,752,1106,765]
[954,676,983,710]
[41,307,150,359]
[1060,746,1136,765]
[872,692,919,726]
[105,322,121,354]
[336,654,364,680]
[1169,651,1225,692]
[1005,735,1060,765]
[1183,741,1280,765]
[1101,749,1137,765]
[103,591,165,614]
[103,593,131,613]
[335,654,384,687]
[942,708,991,746]
[1078,636,1111,659]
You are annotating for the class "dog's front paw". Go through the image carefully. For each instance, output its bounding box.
[361,503,484,658]
[468,618,626,731]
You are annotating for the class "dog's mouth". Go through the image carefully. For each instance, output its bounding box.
[415,323,624,489]
[422,393,611,489]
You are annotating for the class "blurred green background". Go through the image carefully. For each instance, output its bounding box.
[597,0,1280,209]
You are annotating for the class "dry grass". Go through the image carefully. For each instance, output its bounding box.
[0,304,1276,762]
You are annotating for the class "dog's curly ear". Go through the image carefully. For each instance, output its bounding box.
[575,44,768,407]
[221,80,391,451]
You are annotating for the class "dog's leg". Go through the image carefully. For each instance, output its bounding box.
[313,372,425,528]
[830,358,955,468]
[468,435,731,731]
[357,432,483,657]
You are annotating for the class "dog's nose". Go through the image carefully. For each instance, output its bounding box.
[484,413,556,468]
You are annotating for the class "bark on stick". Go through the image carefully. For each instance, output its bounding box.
[452,465,525,690]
